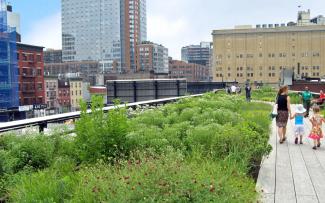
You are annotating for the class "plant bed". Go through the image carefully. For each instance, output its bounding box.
[0,93,272,202]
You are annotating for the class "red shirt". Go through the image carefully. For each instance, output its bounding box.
[320,93,325,99]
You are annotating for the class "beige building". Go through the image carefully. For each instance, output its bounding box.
[69,78,83,110]
[212,12,325,85]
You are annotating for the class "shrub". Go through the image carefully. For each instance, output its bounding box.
[0,134,55,174]
[9,151,257,203]
[3,93,272,202]
[75,96,129,163]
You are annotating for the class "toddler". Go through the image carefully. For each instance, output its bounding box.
[309,105,325,150]
[290,104,306,144]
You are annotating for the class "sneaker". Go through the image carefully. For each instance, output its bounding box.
[295,138,298,144]
[317,143,321,148]
[283,137,287,142]
[300,141,303,145]
[313,146,317,150]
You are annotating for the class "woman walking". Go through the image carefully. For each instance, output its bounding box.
[276,86,291,144]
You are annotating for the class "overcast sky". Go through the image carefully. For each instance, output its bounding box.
[9,0,325,60]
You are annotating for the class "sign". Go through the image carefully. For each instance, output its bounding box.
[19,105,33,112]
[33,104,47,110]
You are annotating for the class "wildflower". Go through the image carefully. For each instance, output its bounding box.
[209,185,215,192]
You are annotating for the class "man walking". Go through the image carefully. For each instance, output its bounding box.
[301,86,312,117]
[245,84,252,102]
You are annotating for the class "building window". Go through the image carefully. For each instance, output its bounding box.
[36,55,41,62]
[37,69,41,76]
[37,83,43,91]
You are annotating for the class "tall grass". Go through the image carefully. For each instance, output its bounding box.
[1,93,272,202]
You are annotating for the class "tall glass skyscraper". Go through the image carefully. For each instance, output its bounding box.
[62,0,147,72]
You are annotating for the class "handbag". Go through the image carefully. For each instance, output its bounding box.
[270,95,278,119]
[270,104,278,119]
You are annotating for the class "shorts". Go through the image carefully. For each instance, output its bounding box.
[295,125,304,136]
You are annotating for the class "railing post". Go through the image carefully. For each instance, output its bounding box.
[39,122,47,133]
[133,81,137,102]
[113,81,117,99]
[176,80,180,97]
[154,80,158,100]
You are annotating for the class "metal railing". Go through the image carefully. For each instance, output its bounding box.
[0,94,204,133]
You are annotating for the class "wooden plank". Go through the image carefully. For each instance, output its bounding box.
[300,143,325,201]
[274,113,297,203]
[287,120,316,197]
[257,120,276,195]
[275,142,296,203]
[297,195,319,203]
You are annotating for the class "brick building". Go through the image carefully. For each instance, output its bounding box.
[17,43,45,106]
[58,79,70,113]
[44,61,99,86]
[169,59,210,82]
[44,49,62,64]
[137,41,169,74]
[212,10,325,85]
[44,75,58,115]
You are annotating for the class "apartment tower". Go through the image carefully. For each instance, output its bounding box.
[61,0,147,72]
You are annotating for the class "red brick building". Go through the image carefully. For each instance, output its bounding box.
[58,79,71,112]
[169,59,210,82]
[17,43,45,106]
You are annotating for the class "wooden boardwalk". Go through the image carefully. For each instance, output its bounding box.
[257,105,325,203]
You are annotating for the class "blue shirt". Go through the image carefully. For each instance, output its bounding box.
[295,115,304,125]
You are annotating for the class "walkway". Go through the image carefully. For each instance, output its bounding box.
[257,105,325,203]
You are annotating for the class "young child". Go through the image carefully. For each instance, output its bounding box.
[308,105,325,150]
[290,104,306,145]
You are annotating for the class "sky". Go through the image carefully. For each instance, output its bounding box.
[8,0,325,60]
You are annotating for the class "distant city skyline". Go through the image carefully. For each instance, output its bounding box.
[8,0,325,59]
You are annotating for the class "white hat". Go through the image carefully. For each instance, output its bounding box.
[296,104,306,114]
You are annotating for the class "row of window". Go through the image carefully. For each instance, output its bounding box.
[17,53,42,62]
[71,90,82,96]
[216,72,322,78]
[216,65,321,72]
[217,52,321,59]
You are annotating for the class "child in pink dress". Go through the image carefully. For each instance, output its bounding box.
[308,106,325,150]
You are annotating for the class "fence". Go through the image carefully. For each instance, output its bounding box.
[0,94,203,133]
[107,79,187,104]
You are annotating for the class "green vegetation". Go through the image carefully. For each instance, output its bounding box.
[0,93,272,202]
[250,86,301,104]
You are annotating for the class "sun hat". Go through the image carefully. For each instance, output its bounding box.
[296,104,306,114]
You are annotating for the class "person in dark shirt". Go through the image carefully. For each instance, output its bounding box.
[276,86,292,144]
[245,84,252,102]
